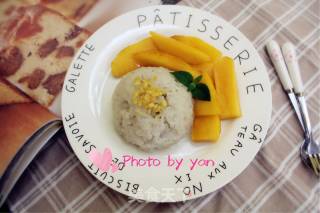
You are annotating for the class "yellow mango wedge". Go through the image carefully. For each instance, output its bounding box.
[150,32,211,65]
[111,38,157,77]
[213,56,241,119]
[194,71,220,116]
[192,115,221,142]
[172,35,222,61]
[134,50,200,77]
[193,62,215,81]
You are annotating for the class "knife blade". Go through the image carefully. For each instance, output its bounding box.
[287,91,304,131]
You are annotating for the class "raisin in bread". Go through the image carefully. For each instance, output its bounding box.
[0,5,90,107]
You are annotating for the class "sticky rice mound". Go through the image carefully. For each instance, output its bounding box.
[112,67,193,151]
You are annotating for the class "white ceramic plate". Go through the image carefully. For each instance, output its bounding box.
[62,5,272,202]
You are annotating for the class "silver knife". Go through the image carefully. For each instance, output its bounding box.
[266,40,305,131]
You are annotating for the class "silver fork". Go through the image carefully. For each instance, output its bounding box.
[267,40,320,176]
[282,42,320,176]
[298,95,320,176]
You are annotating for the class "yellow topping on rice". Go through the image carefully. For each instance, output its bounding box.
[132,76,167,115]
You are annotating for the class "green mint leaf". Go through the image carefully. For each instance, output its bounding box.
[188,82,196,91]
[191,83,211,101]
[171,71,193,87]
[171,71,210,101]
[193,75,202,84]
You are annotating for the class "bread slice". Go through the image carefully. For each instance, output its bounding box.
[27,0,99,22]
[0,5,90,107]
[0,79,31,105]
[0,0,98,23]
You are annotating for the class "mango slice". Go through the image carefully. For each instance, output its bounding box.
[111,38,156,77]
[192,115,221,142]
[193,62,215,80]
[172,35,222,61]
[150,32,211,65]
[213,57,241,119]
[194,71,220,116]
[134,50,200,77]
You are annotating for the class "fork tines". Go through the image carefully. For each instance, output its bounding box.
[309,154,320,176]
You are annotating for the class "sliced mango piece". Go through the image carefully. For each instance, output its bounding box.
[150,32,211,65]
[194,71,220,116]
[111,38,157,77]
[193,62,215,81]
[134,50,200,77]
[213,56,241,119]
[192,115,221,142]
[172,35,222,61]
